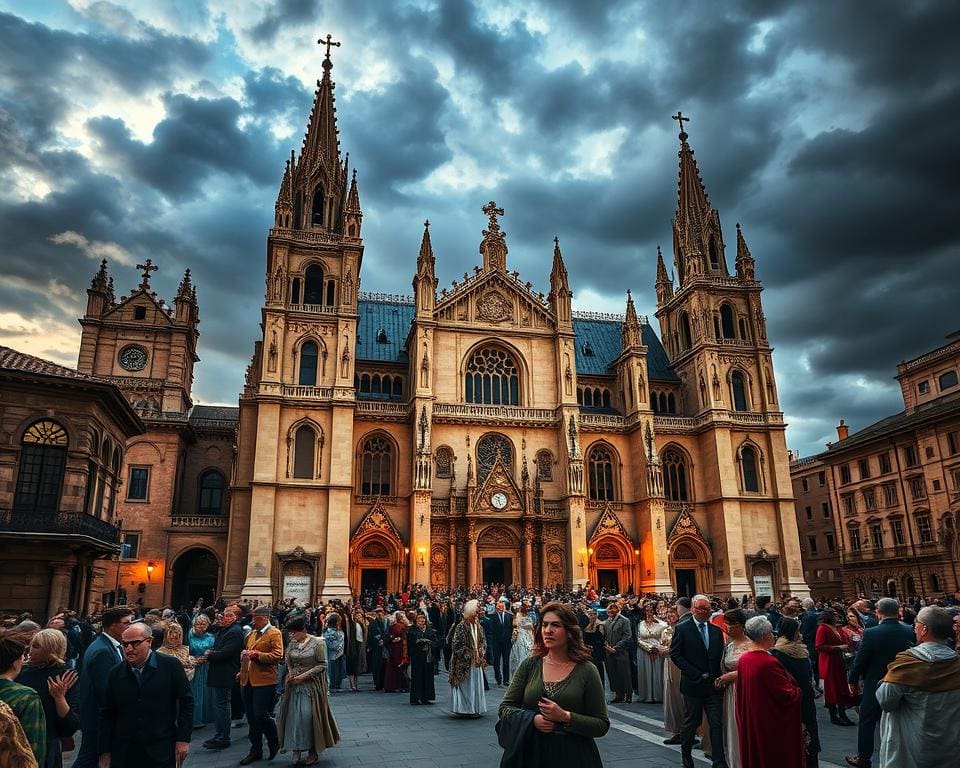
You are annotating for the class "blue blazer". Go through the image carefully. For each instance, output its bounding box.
[77,633,124,733]
[847,618,914,704]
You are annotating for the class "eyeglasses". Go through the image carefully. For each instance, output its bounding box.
[120,639,149,649]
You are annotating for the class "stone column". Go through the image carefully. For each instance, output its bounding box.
[522,522,534,587]
[467,521,478,588]
[448,540,457,589]
[47,562,74,620]
[539,536,548,588]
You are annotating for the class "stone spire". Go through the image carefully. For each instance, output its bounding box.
[479,201,508,272]
[274,152,294,227]
[413,220,437,316]
[299,37,342,182]
[621,289,642,349]
[85,259,111,317]
[174,268,198,323]
[343,167,363,239]
[735,222,756,282]
[655,245,673,305]
[548,236,572,325]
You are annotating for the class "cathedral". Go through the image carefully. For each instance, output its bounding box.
[221,48,808,603]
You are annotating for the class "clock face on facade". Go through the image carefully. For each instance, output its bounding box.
[118,345,148,371]
[491,491,508,510]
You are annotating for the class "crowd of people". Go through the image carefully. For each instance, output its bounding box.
[0,584,958,768]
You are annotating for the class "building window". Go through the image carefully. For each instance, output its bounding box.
[879,452,892,474]
[863,488,877,511]
[293,425,318,480]
[917,515,933,543]
[298,341,319,386]
[126,467,149,501]
[360,435,393,495]
[822,501,831,518]
[198,470,225,515]
[902,445,918,468]
[14,419,69,514]
[536,450,553,482]
[917,381,930,395]
[849,528,862,551]
[465,346,520,406]
[662,448,690,502]
[939,370,959,391]
[119,532,140,560]
[588,445,617,502]
[840,464,851,484]
[870,524,883,550]
[891,519,905,546]
[931,573,942,592]
[719,303,736,339]
[731,370,749,412]
[842,495,855,515]
[740,445,761,493]
[909,477,926,501]
[304,264,324,304]
[858,459,871,480]
[818,470,826,487]
[883,483,898,507]
[947,431,960,455]
[310,186,325,227]
[805,505,813,521]
[434,446,453,479]
[807,535,818,555]
[825,532,835,552]
[801,477,809,493]
[679,312,692,351]
[476,433,514,484]
[952,468,960,491]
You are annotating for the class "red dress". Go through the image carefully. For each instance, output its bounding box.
[735,650,802,768]
[383,622,408,692]
[815,624,857,706]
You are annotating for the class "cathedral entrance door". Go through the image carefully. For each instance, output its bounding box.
[171,548,219,609]
[675,568,697,597]
[482,558,512,586]
[361,568,387,593]
[597,569,619,592]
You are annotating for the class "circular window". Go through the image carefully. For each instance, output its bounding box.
[118,345,148,371]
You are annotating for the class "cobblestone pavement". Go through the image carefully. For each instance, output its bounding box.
[66,674,864,767]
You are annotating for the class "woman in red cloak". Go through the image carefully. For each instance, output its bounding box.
[383,612,410,693]
[815,608,857,725]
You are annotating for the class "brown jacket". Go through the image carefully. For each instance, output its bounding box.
[239,625,283,687]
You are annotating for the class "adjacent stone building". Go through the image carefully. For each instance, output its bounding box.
[789,452,843,599]
[223,50,809,603]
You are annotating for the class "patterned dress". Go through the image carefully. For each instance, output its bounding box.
[188,630,217,725]
[509,613,535,672]
[0,678,45,766]
[637,619,667,703]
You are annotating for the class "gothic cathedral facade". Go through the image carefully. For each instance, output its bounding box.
[223,51,809,603]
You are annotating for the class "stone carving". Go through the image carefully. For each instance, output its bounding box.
[286,321,334,335]
[354,502,403,541]
[477,289,513,323]
[667,507,706,544]
[361,541,389,559]
[479,525,517,548]
[590,504,630,542]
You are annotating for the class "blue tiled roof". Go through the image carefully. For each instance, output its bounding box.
[355,299,678,381]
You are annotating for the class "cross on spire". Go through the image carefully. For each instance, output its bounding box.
[318,33,341,61]
[672,110,690,139]
[136,259,158,288]
[482,200,505,232]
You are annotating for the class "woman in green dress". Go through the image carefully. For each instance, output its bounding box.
[497,601,609,767]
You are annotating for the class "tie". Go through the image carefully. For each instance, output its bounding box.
[500,613,504,624]
[132,667,142,685]
[699,622,709,649]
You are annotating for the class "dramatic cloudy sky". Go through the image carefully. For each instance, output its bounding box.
[1,1,957,457]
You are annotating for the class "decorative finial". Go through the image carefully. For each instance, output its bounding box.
[424,219,430,229]
[554,235,559,246]
[482,200,505,232]
[672,110,690,141]
[136,258,158,288]
[318,33,341,70]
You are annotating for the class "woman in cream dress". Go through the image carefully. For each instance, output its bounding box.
[716,608,752,768]
[509,602,535,672]
[659,608,684,740]
[637,604,668,703]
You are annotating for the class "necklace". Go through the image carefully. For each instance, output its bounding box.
[544,656,573,666]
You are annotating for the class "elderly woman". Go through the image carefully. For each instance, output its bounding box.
[637,603,668,703]
[156,621,195,682]
[277,617,339,767]
[16,629,79,768]
[383,612,409,694]
[815,608,856,725]
[735,616,803,768]
[188,614,216,727]
[448,599,487,718]
[715,608,751,768]
[407,613,439,705]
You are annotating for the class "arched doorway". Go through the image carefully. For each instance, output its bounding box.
[886,578,898,597]
[669,536,713,597]
[477,525,520,586]
[588,536,635,594]
[349,534,404,595]
[171,548,219,609]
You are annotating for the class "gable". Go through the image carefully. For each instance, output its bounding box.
[101,288,175,326]
[589,503,630,543]
[435,270,554,330]
[353,499,403,540]
[474,455,525,515]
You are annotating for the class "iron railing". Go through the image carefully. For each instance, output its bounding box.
[0,508,120,545]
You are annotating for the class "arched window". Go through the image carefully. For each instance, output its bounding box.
[311,186,325,227]
[659,392,668,413]
[371,374,382,394]
[392,377,403,398]
[476,433,513,483]
[291,277,301,304]
[650,391,658,413]
[465,346,520,405]
[662,447,689,502]
[434,446,453,479]
[679,312,692,351]
[325,280,336,306]
[198,470,225,515]
[577,388,583,405]
[602,390,611,409]
[293,192,303,230]
[720,304,736,339]
[304,265,324,305]
[360,374,371,393]
[667,393,676,414]
[740,445,760,492]
[588,444,617,501]
[709,236,720,270]
[731,370,749,412]
[738,317,749,341]
[299,342,318,386]
[293,425,317,479]
[536,450,553,482]
[360,435,393,496]
[14,419,69,514]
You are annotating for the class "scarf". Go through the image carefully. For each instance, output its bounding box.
[773,636,809,659]
[883,647,960,693]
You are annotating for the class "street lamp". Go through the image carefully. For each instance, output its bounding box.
[417,546,426,566]
[146,562,155,581]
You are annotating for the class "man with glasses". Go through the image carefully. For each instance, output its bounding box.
[98,622,193,768]
[73,607,132,768]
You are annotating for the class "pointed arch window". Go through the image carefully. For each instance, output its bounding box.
[299,342,319,385]
[740,444,761,493]
[465,346,520,405]
[709,236,720,270]
[14,419,69,514]
[720,304,736,339]
[588,444,618,502]
[536,450,553,482]
[360,435,393,496]
[476,433,514,484]
[662,447,690,502]
[679,312,692,351]
[198,470,226,515]
[304,265,324,305]
[434,446,453,479]
[311,185,325,227]
[326,280,336,307]
[731,370,749,412]
[293,424,319,479]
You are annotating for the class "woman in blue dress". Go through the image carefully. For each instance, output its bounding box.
[188,613,217,727]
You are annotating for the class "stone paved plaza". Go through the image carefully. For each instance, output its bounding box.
[66,672,862,767]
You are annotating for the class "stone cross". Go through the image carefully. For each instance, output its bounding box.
[482,201,505,232]
[672,111,690,135]
[319,34,341,59]
[136,259,158,288]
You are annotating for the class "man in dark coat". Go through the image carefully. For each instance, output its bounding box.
[799,597,822,691]
[367,608,389,690]
[98,622,193,768]
[202,607,244,750]
[73,607,132,768]
[487,598,514,686]
[844,597,914,768]
[669,594,727,768]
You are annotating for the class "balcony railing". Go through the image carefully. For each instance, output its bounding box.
[356,401,409,418]
[170,516,228,529]
[0,508,120,547]
[269,227,342,246]
[281,385,333,399]
[432,403,557,425]
[287,304,338,314]
[842,541,945,563]
[579,413,626,429]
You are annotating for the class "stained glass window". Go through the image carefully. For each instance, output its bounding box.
[465,347,519,405]
[477,434,513,483]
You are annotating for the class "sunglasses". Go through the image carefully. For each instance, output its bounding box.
[120,639,149,649]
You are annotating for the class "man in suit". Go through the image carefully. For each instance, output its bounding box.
[853,599,879,629]
[799,597,822,691]
[73,607,132,768]
[487,598,514,686]
[98,621,193,768]
[238,606,283,765]
[603,601,634,703]
[201,607,244,750]
[669,594,726,768]
[844,597,914,768]
[368,608,389,690]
